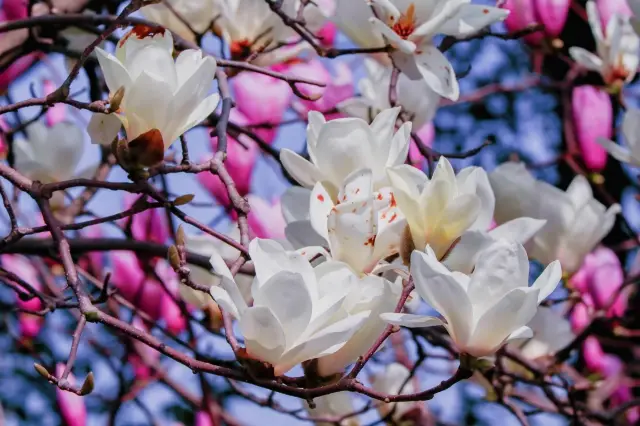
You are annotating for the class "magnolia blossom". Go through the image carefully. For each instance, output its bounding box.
[317,271,401,376]
[503,0,570,44]
[309,168,406,275]
[490,162,620,274]
[569,1,640,86]
[597,108,640,166]
[307,392,358,426]
[280,107,411,192]
[366,0,508,100]
[382,240,561,358]
[209,239,369,375]
[55,364,87,426]
[572,85,612,171]
[14,120,94,207]
[387,156,495,260]
[88,27,219,167]
[514,307,574,360]
[247,195,287,240]
[338,58,440,130]
[110,253,186,333]
[140,0,221,42]
[287,60,354,119]
[570,246,627,318]
[372,363,423,422]
[216,0,306,65]
[2,255,44,340]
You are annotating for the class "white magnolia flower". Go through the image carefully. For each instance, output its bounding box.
[317,271,401,376]
[14,121,95,207]
[515,306,574,360]
[307,392,359,426]
[569,1,640,85]
[597,108,640,166]
[338,58,440,129]
[87,27,219,166]
[216,0,310,65]
[366,0,509,100]
[140,0,222,42]
[443,217,547,273]
[372,363,421,422]
[382,240,562,358]
[209,239,369,375]
[309,168,406,275]
[282,186,330,249]
[387,156,495,260]
[281,107,411,192]
[490,162,620,275]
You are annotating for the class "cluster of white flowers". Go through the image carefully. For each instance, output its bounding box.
[201,99,618,374]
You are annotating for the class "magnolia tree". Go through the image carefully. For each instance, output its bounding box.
[0,0,639,425]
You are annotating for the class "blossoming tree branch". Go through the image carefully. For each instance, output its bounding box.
[0,0,638,424]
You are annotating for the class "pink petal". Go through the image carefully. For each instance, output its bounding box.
[110,251,163,320]
[0,54,37,92]
[55,364,87,426]
[232,70,291,142]
[585,247,626,317]
[287,59,354,118]
[596,0,632,28]
[247,195,286,240]
[195,412,213,426]
[43,79,67,127]
[572,86,611,172]
[503,0,544,45]
[409,122,435,168]
[582,336,606,372]
[534,0,571,37]
[122,194,170,244]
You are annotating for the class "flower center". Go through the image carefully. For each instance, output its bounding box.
[230,39,253,60]
[605,57,629,85]
[390,3,416,39]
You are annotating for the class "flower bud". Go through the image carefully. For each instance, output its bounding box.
[108,86,125,113]
[503,0,544,45]
[534,0,571,38]
[572,86,612,172]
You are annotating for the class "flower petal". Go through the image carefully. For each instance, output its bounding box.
[380,313,445,328]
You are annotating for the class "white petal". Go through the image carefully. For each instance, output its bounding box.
[284,221,327,249]
[87,113,122,145]
[411,46,460,101]
[309,182,334,241]
[280,148,324,188]
[172,93,220,145]
[438,5,509,37]
[596,137,635,165]
[531,260,562,303]
[456,167,495,231]
[380,313,445,328]
[569,47,604,72]
[240,306,286,367]
[505,325,533,342]
[489,217,547,244]
[252,271,312,345]
[410,249,472,345]
[281,186,312,223]
[95,47,132,93]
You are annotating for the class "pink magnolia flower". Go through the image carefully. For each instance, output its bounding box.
[572,86,611,172]
[316,21,337,47]
[231,70,291,144]
[2,255,44,339]
[198,110,258,208]
[2,0,28,21]
[570,246,626,318]
[247,195,286,240]
[287,60,354,119]
[0,5,39,93]
[195,411,213,426]
[122,194,170,245]
[110,253,186,334]
[503,0,570,43]
[55,364,87,426]
[408,122,435,169]
[596,0,632,28]
[43,79,67,127]
[503,0,545,45]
